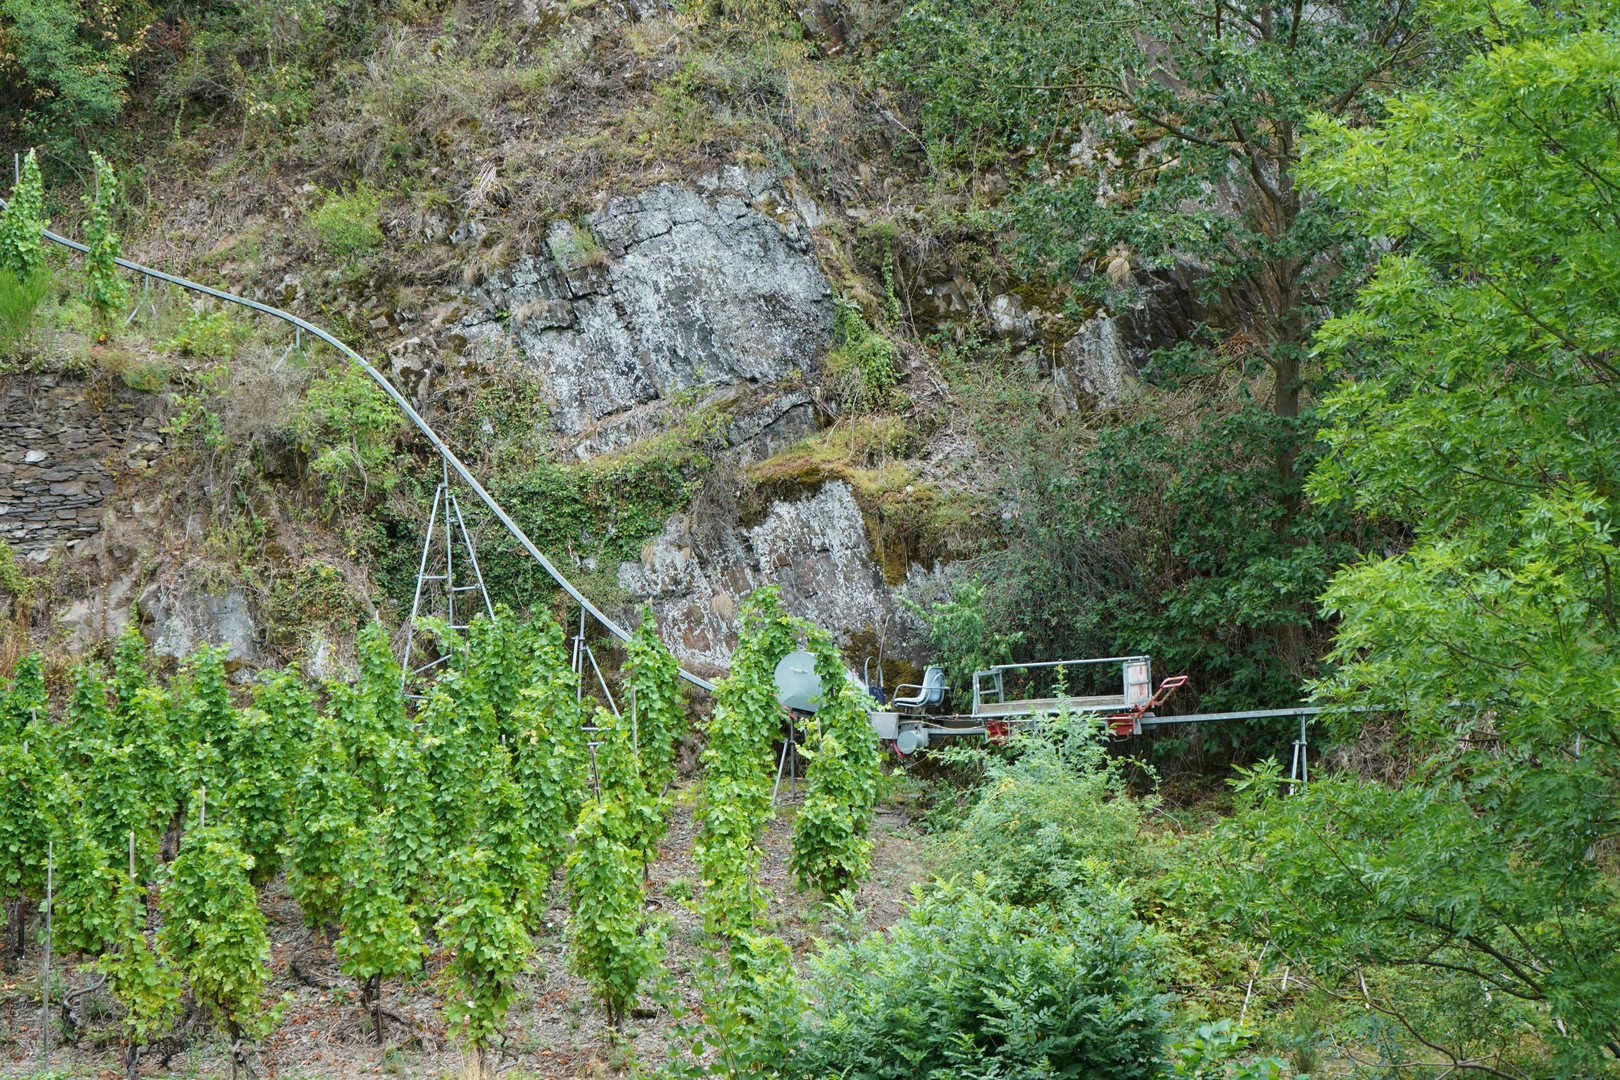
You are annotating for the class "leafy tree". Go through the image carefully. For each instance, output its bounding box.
[1211,1,1620,1072]
[334,826,423,1045]
[97,893,184,1080]
[82,150,126,327]
[0,0,149,144]
[161,824,276,1043]
[695,586,797,942]
[0,149,47,281]
[789,630,881,896]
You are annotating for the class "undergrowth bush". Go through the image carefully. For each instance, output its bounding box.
[942,713,1153,906]
[795,880,1171,1080]
[0,265,51,357]
[309,186,385,257]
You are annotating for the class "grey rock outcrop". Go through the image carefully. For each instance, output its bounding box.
[1051,261,1214,411]
[458,169,836,437]
[137,582,263,668]
[618,480,901,676]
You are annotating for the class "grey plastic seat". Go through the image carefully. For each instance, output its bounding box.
[891,665,946,712]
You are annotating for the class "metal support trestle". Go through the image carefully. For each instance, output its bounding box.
[401,457,495,698]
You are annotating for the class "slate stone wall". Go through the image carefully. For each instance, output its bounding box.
[0,376,166,556]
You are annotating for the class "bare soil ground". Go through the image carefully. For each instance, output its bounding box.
[0,779,931,1079]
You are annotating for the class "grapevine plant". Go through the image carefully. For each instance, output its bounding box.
[695,586,798,942]
[788,631,882,895]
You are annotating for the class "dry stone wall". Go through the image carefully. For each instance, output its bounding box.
[0,376,165,558]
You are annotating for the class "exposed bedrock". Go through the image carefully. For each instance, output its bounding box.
[617,481,927,678]
[456,168,836,438]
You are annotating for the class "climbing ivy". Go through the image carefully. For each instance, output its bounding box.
[789,631,882,896]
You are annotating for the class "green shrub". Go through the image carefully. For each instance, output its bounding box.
[943,714,1152,906]
[157,308,239,359]
[0,148,48,280]
[825,300,896,408]
[0,264,51,357]
[309,186,384,257]
[794,881,1171,1080]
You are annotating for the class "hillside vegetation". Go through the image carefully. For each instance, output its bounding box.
[1,0,1618,1076]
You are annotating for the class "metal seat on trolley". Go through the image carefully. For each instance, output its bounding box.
[891,665,947,714]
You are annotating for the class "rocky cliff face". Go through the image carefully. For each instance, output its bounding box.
[618,480,912,677]
[450,168,835,446]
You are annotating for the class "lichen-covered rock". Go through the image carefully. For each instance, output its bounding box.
[459,169,836,436]
[617,480,901,676]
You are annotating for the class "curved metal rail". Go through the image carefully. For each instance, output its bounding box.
[11,205,716,692]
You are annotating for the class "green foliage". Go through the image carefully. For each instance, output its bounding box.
[162,825,276,1040]
[510,637,587,882]
[1204,2,1620,1072]
[0,149,47,280]
[437,843,533,1052]
[625,606,686,798]
[0,263,51,355]
[219,704,297,886]
[0,0,146,143]
[109,622,150,738]
[288,719,363,932]
[47,804,121,956]
[334,827,424,994]
[825,300,897,409]
[96,899,184,1057]
[696,586,798,942]
[295,364,403,505]
[308,186,384,257]
[0,740,50,904]
[902,576,1020,699]
[565,713,664,1028]
[788,630,881,896]
[1165,1020,1289,1080]
[671,930,802,1080]
[82,151,127,327]
[157,308,238,359]
[943,714,1149,907]
[794,880,1170,1080]
[477,449,706,612]
[0,651,46,738]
